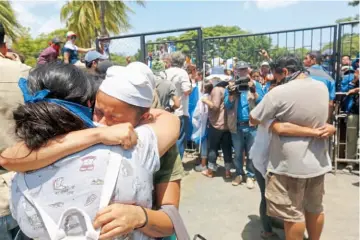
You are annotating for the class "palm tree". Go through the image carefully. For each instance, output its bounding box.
[60,0,144,47]
[0,1,21,41]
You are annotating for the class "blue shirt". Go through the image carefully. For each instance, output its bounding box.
[307,65,336,101]
[62,41,79,64]
[224,81,264,122]
[340,73,357,113]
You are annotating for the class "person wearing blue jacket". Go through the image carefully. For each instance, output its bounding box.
[224,61,264,189]
[304,51,336,120]
[341,68,359,171]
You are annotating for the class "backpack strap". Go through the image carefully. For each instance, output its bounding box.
[17,146,123,240]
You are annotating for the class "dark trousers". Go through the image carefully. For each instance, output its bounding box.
[254,168,273,233]
[207,124,233,171]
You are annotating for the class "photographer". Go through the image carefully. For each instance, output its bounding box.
[224,61,264,189]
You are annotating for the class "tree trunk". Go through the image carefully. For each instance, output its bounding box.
[99,1,106,36]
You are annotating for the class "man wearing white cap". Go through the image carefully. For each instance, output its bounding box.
[3,62,184,239]
[63,31,95,66]
[260,61,274,84]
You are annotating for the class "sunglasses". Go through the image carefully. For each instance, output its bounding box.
[70,36,77,40]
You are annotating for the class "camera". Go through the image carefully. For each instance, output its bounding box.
[229,76,251,94]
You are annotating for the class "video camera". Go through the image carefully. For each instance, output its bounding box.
[228,76,252,94]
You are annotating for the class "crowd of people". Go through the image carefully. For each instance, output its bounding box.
[0,20,359,240]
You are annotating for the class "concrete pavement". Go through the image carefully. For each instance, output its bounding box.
[179,157,359,240]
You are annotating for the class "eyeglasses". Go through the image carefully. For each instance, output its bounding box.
[70,36,77,40]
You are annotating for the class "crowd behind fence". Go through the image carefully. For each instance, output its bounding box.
[97,21,359,167]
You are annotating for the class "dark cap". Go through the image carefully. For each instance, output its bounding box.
[51,37,63,44]
[234,61,249,70]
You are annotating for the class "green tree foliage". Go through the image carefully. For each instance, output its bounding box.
[60,0,144,48]
[0,1,21,41]
[348,0,359,6]
[336,14,359,24]
[12,28,68,67]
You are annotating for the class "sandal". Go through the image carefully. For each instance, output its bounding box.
[202,169,214,178]
[225,170,232,179]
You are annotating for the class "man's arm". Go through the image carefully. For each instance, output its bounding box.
[180,73,192,96]
[146,109,180,157]
[209,87,222,111]
[1,110,179,172]
[63,51,70,64]
[271,121,336,138]
[0,124,137,172]
[77,47,95,53]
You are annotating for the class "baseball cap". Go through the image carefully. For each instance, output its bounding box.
[52,37,63,44]
[235,61,249,70]
[261,61,270,67]
[66,31,77,38]
[84,51,108,62]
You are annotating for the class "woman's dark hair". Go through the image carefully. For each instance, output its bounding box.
[13,63,96,150]
[203,82,214,94]
[270,55,305,75]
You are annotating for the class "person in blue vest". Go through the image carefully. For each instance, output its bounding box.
[63,31,94,66]
[304,51,336,120]
[341,68,359,171]
[224,61,264,189]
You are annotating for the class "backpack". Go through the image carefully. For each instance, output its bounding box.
[16,147,122,240]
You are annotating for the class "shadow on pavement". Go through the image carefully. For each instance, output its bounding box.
[241,215,285,240]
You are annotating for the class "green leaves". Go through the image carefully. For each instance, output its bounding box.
[60,0,144,48]
[0,1,21,41]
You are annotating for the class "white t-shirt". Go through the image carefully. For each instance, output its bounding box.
[165,67,191,117]
[10,125,160,240]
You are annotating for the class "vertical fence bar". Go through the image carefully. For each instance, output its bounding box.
[285,32,288,51]
[294,31,296,54]
[140,35,146,63]
[349,23,354,57]
[302,30,305,57]
[310,30,313,51]
[336,24,342,84]
[332,25,337,80]
[320,28,323,51]
[197,28,203,69]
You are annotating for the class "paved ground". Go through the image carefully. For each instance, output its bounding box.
[179,156,360,240]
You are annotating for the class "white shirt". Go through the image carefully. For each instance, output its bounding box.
[11,125,160,240]
[165,67,192,117]
[249,120,274,177]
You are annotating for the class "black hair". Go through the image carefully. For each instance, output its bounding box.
[13,63,96,150]
[307,51,322,64]
[270,55,306,75]
[203,82,214,94]
[250,69,260,77]
[342,55,351,60]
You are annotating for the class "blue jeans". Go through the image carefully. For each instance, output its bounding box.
[254,169,273,233]
[231,125,256,178]
[0,214,19,240]
[176,115,189,160]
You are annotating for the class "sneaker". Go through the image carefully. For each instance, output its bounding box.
[232,175,243,186]
[194,164,207,172]
[246,177,255,189]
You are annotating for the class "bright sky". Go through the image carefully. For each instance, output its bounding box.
[10,0,359,54]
